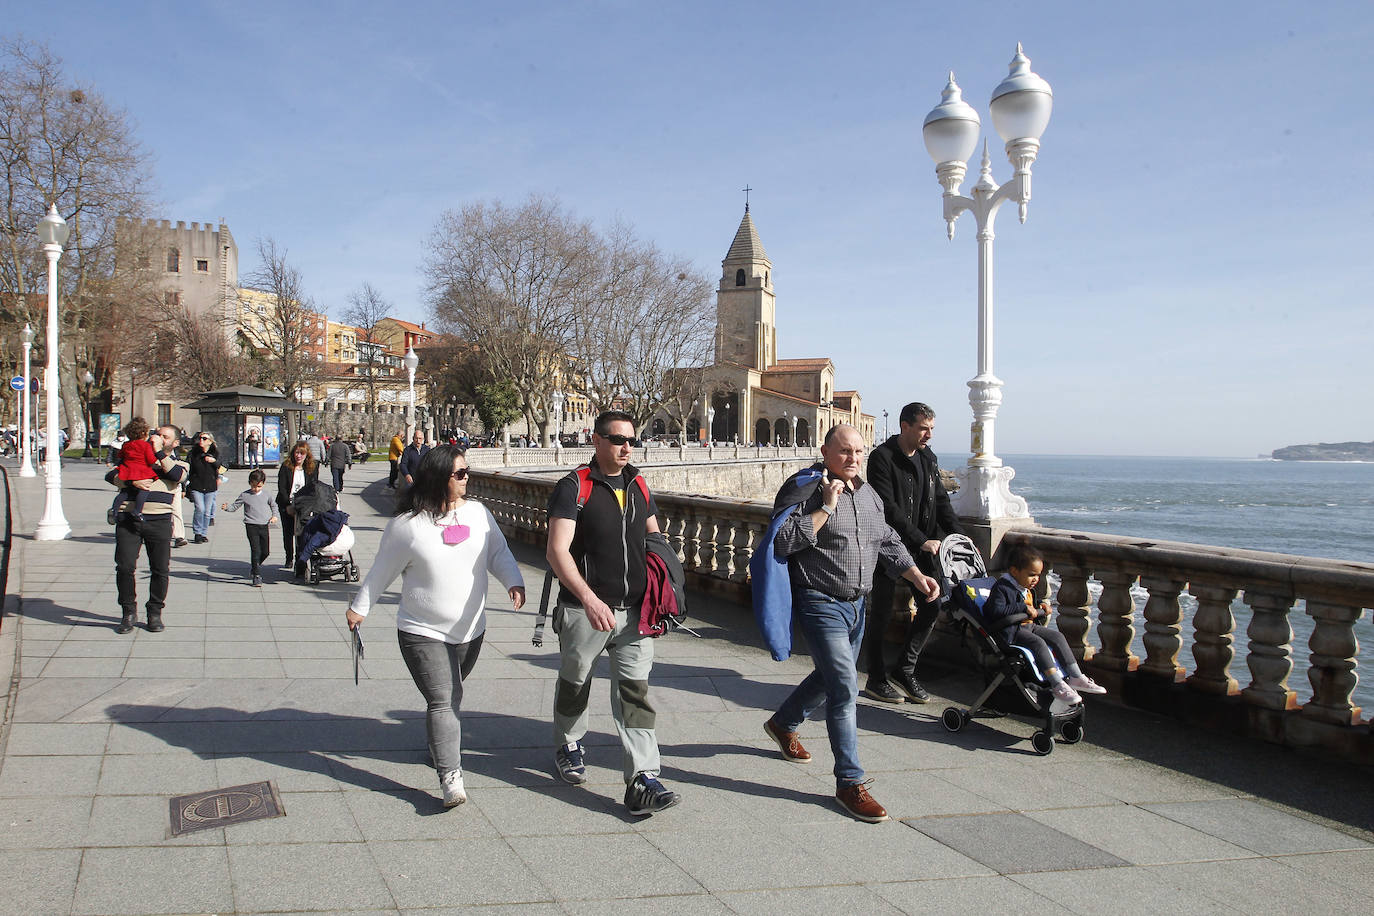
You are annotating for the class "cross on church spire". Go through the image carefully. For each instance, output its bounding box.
[742,185,752,211]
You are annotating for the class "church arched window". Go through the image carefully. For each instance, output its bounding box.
[735,268,745,286]
[765,271,769,285]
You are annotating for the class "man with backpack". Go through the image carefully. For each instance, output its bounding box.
[762,424,940,823]
[545,410,681,816]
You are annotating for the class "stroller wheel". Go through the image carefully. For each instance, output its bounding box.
[1031,731,1055,756]
[941,707,966,733]
[309,566,319,585]
[1060,721,1084,744]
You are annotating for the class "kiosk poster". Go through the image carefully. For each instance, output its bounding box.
[262,416,282,464]
[243,416,264,464]
[99,412,121,446]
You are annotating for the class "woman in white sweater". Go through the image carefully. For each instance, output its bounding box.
[347,445,525,808]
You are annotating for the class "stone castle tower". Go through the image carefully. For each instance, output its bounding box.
[714,205,776,371]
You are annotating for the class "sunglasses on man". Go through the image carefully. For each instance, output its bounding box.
[599,434,640,447]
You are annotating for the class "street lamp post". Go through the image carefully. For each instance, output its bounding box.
[81,369,94,458]
[129,366,137,418]
[780,410,788,447]
[19,324,34,477]
[552,389,564,457]
[706,406,715,446]
[883,409,889,441]
[921,44,1050,523]
[790,412,799,450]
[35,204,71,540]
[402,346,419,442]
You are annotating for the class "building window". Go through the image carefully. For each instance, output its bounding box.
[156,403,172,427]
[735,268,746,287]
[167,248,180,272]
[195,258,209,272]
[164,291,181,308]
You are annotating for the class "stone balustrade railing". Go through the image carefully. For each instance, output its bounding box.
[470,469,1372,759]
[465,443,813,469]
[1001,527,1372,758]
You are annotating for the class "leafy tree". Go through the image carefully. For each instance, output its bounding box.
[474,379,520,442]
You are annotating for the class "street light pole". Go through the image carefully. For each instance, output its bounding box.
[19,324,34,477]
[883,409,889,441]
[35,204,71,540]
[552,389,564,457]
[402,346,419,442]
[922,44,1050,522]
[81,369,94,458]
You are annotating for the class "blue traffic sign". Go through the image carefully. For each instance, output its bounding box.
[9,376,23,391]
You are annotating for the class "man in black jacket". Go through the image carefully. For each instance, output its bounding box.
[327,436,353,492]
[861,402,966,704]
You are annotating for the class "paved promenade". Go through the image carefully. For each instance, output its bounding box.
[1,458,1371,915]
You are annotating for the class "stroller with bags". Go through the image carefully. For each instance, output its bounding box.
[290,481,360,585]
[936,534,1084,756]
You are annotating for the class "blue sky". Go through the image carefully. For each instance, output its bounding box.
[9,1,1372,457]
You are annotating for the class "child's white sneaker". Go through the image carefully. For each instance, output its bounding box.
[1067,675,1107,695]
[1051,681,1082,704]
[440,768,467,807]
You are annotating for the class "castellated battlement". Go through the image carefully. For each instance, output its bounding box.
[143,217,225,235]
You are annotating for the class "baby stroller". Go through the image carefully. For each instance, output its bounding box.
[291,481,360,585]
[936,534,1084,756]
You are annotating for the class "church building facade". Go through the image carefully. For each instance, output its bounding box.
[660,206,873,447]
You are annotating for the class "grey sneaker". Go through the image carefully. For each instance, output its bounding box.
[624,773,680,816]
[555,741,586,784]
[440,768,467,807]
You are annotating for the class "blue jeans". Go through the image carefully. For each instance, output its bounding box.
[190,490,217,537]
[774,588,866,787]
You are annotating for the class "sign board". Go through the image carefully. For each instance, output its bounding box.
[99,413,122,447]
[9,376,23,391]
[262,415,282,464]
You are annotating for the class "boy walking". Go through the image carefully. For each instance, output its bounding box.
[221,469,279,586]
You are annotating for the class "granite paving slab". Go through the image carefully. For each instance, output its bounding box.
[1141,798,1372,855]
[910,812,1129,874]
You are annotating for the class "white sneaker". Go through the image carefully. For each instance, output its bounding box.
[1067,674,1107,695]
[440,768,467,807]
[1051,681,1082,705]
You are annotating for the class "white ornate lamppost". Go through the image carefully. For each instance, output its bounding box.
[35,204,71,540]
[706,406,715,446]
[883,409,889,441]
[790,412,799,450]
[19,324,35,477]
[922,44,1051,523]
[551,389,564,457]
[402,346,419,442]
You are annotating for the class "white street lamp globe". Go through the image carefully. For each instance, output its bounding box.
[21,324,34,346]
[989,44,1053,143]
[922,72,982,166]
[402,347,419,373]
[36,204,70,247]
[82,370,94,386]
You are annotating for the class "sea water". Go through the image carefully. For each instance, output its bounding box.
[1002,455,1374,712]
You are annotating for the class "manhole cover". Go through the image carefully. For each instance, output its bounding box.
[169,780,284,837]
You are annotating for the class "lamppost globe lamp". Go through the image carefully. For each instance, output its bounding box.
[81,369,94,458]
[402,346,419,440]
[18,323,35,477]
[35,204,71,540]
[920,45,1051,528]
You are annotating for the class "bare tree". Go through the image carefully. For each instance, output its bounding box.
[342,281,392,446]
[0,37,152,441]
[567,222,715,430]
[237,238,321,430]
[423,195,596,446]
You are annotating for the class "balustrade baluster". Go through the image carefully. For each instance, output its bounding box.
[683,513,701,571]
[697,516,718,574]
[713,516,734,579]
[1139,575,1185,680]
[663,513,686,564]
[1240,591,1297,711]
[1051,562,1093,662]
[1186,584,1239,695]
[1094,570,1139,672]
[732,520,760,582]
[1301,601,1364,725]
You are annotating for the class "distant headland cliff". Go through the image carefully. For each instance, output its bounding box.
[1271,441,1374,461]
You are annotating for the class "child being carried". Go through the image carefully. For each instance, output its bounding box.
[110,418,159,522]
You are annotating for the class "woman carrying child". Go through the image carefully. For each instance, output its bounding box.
[982,544,1107,705]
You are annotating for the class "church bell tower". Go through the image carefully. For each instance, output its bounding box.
[716,205,776,371]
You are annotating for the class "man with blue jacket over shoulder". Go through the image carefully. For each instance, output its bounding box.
[762,424,940,823]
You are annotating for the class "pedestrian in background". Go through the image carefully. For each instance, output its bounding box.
[388,430,405,488]
[328,434,353,492]
[186,431,221,543]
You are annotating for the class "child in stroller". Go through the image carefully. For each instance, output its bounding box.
[291,480,360,584]
[938,535,1101,755]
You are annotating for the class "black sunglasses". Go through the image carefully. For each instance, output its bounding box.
[600,434,639,447]
[450,468,469,480]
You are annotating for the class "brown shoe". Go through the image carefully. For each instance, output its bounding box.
[836,781,889,823]
[763,718,812,764]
